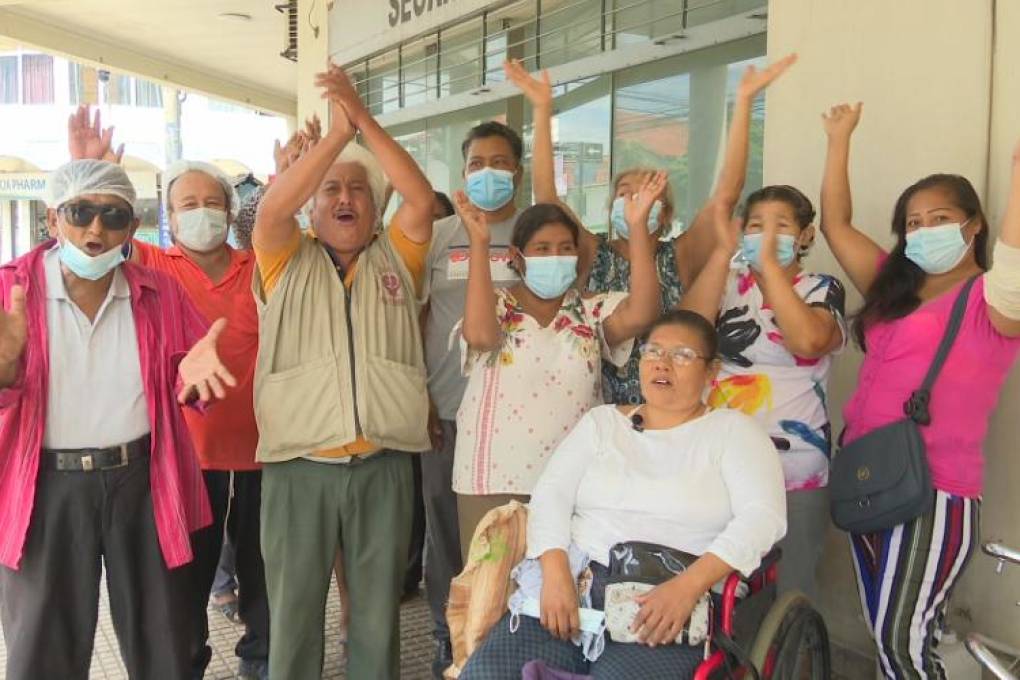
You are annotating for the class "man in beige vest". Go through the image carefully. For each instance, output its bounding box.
[252,64,434,680]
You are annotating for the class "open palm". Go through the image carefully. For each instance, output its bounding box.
[178,318,237,403]
[454,191,489,244]
[623,171,668,232]
[504,59,552,109]
[68,105,123,163]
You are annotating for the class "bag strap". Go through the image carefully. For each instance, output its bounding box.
[905,275,979,425]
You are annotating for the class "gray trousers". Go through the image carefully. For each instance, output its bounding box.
[776,487,830,602]
[0,456,193,680]
[421,419,463,644]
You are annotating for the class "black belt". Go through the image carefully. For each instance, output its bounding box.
[42,435,151,472]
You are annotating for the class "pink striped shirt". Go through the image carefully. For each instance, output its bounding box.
[0,242,212,570]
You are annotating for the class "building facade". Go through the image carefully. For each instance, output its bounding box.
[0,49,287,260]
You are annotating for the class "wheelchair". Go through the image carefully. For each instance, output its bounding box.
[693,548,831,680]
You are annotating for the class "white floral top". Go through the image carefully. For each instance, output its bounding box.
[709,266,847,491]
[453,287,631,496]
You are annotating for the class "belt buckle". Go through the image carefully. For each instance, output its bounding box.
[81,454,94,472]
[111,444,130,469]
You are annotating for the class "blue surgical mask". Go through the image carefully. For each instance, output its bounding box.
[904,221,972,274]
[58,234,127,280]
[465,167,515,212]
[609,198,662,240]
[740,233,798,270]
[523,255,577,299]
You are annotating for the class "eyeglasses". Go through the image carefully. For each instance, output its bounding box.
[638,343,710,366]
[59,201,134,231]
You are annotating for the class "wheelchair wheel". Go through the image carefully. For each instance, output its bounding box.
[748,591,831,680]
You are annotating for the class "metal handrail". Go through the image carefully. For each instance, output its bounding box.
[985,542,1020,568]
[966,633,1020,680]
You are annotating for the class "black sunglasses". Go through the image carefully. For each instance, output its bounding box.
[59,201,134,231]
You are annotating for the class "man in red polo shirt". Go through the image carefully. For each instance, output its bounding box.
[67,107,269,680]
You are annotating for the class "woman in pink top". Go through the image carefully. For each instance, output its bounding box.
[821,102,1020,680]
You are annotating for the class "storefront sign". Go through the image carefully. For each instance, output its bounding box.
[330,0,501,65]
[0,171,161,201]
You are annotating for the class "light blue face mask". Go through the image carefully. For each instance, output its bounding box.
[904,220,972,274]
[740,232,798,270]
[523,255,578,299]
[465,167,516,212]
[58,236,127,280]
[609,198,662,240]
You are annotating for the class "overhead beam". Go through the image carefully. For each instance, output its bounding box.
[0,7,296,116]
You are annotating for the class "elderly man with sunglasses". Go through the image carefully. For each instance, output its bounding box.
[0,158,234,680]
[64,105,272,679]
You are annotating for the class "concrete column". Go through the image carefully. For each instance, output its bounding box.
[162,85,181,165]
[298,0,330,126]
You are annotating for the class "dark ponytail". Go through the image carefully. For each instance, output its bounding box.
[851,174,988,349]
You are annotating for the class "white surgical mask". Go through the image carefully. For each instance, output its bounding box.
[174,207,229,252]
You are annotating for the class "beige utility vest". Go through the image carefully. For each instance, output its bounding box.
[252,235,430,462]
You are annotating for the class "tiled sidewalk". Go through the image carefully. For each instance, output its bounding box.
[0,574,435,679]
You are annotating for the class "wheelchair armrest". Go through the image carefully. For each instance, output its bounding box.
[756,547,783,574]
[719,547,782,636]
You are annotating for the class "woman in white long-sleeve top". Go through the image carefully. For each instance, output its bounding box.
[460,309,787,680]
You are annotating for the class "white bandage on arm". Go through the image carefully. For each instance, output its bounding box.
[984,239,1020,320]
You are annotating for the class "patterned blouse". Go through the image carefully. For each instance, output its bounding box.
[586,237,684,405]
[453,287,631,496]
[709,266,847,491]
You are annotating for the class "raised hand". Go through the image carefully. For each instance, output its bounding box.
[0,285,28,380]
[758,220,780,269]
[822,102,863,140]
[504,59,552,110]
[68,105,124,163]
[178,318,237,404]
[712,198,741,257]
[304,113,323,144]
[737,53,797,102]
[623,171,668,234]
[454,190,490,245]
[273,131,307,176]
[315,61,369,130]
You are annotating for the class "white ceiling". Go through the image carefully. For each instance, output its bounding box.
[0,0,297,114]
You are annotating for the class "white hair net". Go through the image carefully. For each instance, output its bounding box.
[335,142,388,222]
[46,159,136,209]
[164,160,241,219]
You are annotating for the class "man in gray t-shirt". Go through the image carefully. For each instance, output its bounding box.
[420,121,525,678]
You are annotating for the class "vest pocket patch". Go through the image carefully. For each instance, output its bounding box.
[378,270,406,305]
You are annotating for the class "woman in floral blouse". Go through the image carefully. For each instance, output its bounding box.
[452,177,662,557]
[505,56,795,404]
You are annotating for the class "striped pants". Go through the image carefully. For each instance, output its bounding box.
[849,490,979,680]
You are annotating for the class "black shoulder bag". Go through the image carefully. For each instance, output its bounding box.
[830,276,977,534]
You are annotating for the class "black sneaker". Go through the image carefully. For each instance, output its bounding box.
[238,658,269,680]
